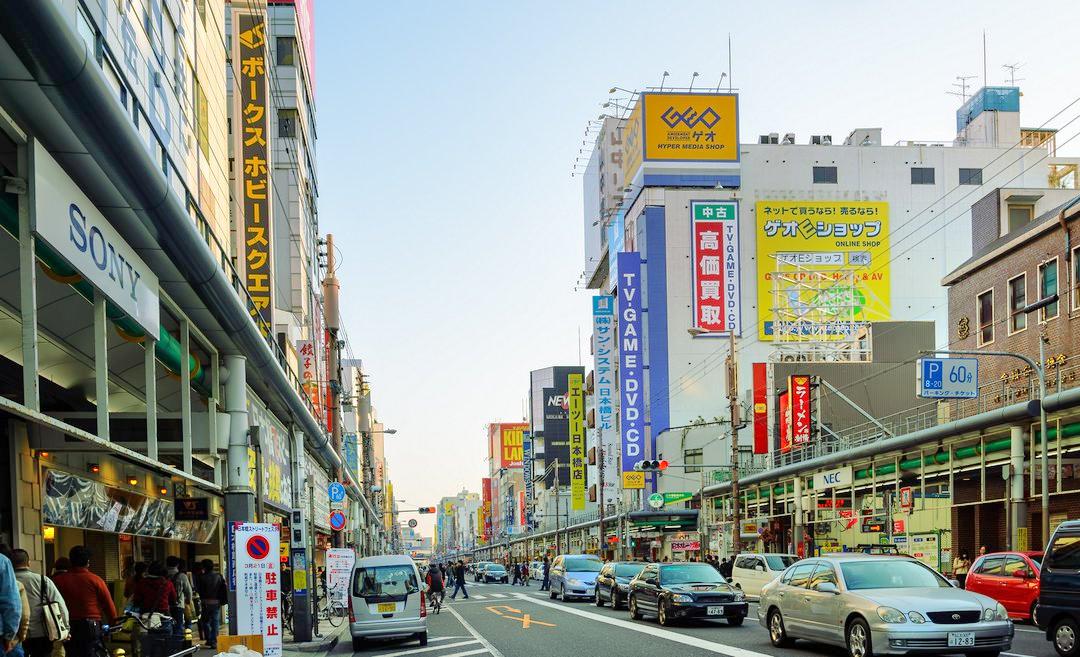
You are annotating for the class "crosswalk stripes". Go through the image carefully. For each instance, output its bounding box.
[373,639,480,657]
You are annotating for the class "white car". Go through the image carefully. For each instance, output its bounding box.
[530,561,544,581]
[730,553,799,599]
[349,554,427,650]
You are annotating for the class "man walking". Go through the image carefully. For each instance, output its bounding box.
[52,546,116,657]
[193,560,226,650]
[12,549,68,657]
[449,561,468,600]
[539,557,550,591]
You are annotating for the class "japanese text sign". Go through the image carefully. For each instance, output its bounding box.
[230,522,281,657]
[752,363,768,454]
[789,375,812,446]
[568,372,586,510]
[593,295,619,498]
[691,201,741,334]
[617,252,645,489]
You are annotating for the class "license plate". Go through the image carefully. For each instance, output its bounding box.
[377,602,396,613]
[947,632,975,647]
[707,606,724,616]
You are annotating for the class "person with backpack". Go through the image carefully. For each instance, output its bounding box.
[424,564,444,612]
[193,560,226,650]
[11,550,68,657]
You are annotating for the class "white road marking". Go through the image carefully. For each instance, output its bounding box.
[1013,627,1042,634]
[446,604,505,657]
[427,636,470,642]
[488,593,507,598]
[1003,653,1037,657]
[471,595,486,599]
[516,594,773,657]
[439,650,489,657]
[374,640,478,657]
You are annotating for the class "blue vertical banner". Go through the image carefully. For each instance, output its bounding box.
[592,296,618,498]
[617,252,645,489]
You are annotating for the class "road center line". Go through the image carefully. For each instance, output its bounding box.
[375,640,477,657]
[515,595,771,657]
[446,602,507,657]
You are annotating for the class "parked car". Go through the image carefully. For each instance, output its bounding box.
[759,555,1013,657]
[627,561,747,626]
[730,553,799,598]
[595,561,646,609]
[531,561,545,582]
[964,551,1042,621]
[349,554,427,650]
[1038,520,1080,656]
[481,563,509,583]
[549,554,603,601]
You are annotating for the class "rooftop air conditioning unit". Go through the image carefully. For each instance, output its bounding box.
[769,133,779,144]
[811,135,822,145]
[759,135,771,144]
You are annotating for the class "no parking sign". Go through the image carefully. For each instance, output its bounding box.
[230,523,281,657]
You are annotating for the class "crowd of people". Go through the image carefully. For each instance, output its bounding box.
[0,545,227,657]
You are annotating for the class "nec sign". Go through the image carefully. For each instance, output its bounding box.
[813,466,852,490]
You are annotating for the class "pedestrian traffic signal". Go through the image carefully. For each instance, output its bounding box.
[417,506,436,514]
[634,459,669,471]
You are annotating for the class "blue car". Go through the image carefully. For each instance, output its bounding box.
[548,554,603,601]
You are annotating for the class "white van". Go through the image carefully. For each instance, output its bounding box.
[729,553,799,599]
[349,555,427,649]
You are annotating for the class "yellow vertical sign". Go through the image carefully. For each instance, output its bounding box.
[621,100,643,186]
[568,373,586,510]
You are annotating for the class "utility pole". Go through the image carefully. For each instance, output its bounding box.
[323,234,344,548]
[597,432,605,557]
[727,331,742,555]
[554,458,561,555]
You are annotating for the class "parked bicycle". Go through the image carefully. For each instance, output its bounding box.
[96,613,198,657]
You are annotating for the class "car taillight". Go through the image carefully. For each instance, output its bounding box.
[348,593,355,623]
[419,590,427,618]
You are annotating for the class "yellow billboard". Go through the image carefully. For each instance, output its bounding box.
[621,100,643,186]
[642,92,738,162]
[755,201,890,340]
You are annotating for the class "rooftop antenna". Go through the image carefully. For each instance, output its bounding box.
[1002,62,1024,86]
[728,33,733,92]
[947,75,977,103]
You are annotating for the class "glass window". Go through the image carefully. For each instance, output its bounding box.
[787,563,816,588]
[615,563,645,578]
[734,557,751,569]
[195,78,209,160]
[276,37,296,66]
[1073,248,1080,311]
[76,7,96,55]
[765,555,799,571]
[684,448,703,474]
[1047,536,1080,569]
[564,558,603,572]
[660,564,726,585]
[1039,259,1059,320]
[974,556,1005,575]
[840,560,950,589]
[1009,274,1027,333]
[809,564,838,589]
[1003,556,1031,577]
[977,289,994,345]
[911,167,936,185]
[352,565,419,600]
[959,168,983,185]
[279,109,298,138]
[813,166,837,184]
[1009,205,1034,232]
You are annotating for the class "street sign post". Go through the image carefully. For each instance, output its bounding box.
[329,510,346,531]
[916,357,978,399]
[647,493,664,509]
[328,482,346,503]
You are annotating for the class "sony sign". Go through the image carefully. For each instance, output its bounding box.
[30,141,159,335]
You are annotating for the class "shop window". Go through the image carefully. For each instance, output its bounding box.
[911,167,936,185]
[1039,258,1059,320]
[977,288,994,346]
[279,109,298,138]
[684,448,703,473]
[1008,273,1026,334]
[959,167,983,185]
[812,166,837,184]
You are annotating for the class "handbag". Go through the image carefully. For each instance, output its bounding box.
[40,575,70,643]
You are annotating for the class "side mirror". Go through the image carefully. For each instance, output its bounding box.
[815,582,839,594]
[948,579,961,588]
[755,565,766,572]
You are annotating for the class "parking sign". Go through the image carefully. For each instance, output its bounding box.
[916,357,979,399]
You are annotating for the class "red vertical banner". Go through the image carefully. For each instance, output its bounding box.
[752,363,768,454]
[691,201,741,334]
[518,491,526,527]
[779,391,791,453]
[481,477,492,542]
[790,375,812,446]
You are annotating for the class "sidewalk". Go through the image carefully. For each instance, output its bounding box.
[191,624,346,657]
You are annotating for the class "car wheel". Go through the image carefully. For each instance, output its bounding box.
[768,609,792,648]
[351,637,364,651]
[728,616,744,627]
[629,595,643,620]
[847,617,874,657]
[612,591,622,610]
[560,584,567,601]
[1030,602,1039,626]
[417,632,428,647]
[1054,617,1080,657]
[658,601,672,626]
[594,587,605,607]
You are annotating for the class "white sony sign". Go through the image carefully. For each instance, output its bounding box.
[30,141,160,335]
[813,465,853,490]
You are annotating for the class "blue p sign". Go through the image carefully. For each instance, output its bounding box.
[923,360,942,389]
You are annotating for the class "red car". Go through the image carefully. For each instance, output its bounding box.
[965,550,1043,621]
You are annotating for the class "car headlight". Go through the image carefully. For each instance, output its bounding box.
[907,611,927,624]
[877,606,908,624]
[733,589,746,601]
[670,594,693,603]
[992,603,1008,621]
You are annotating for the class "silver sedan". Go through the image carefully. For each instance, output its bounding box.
[757,555,1013,657]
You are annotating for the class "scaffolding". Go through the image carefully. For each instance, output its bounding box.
[768,255,872,363]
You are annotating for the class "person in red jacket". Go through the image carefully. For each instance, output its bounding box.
[52,547,117,657]
[132,562,176,657]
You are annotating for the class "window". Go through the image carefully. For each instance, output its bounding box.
[1003,556,1032,578]
[1008,274,1027,334]
[279,109,298,138]
[808,564,838,589]
[1009,205,1034,232]
[195,79,209,159]
[276,37,296,66]
[839,560,950,590]
[1073,248,1080,311]
[196,0,207,24]
[959,168,983,185]
[977,289,994,345]
[786,563,816,588]
[973,556,1004,576]
[1046,535,1080,569]
[911,167,936,185]
[352,565,418,601]
[765,555,799,570]
[683,448,703,473]
[812,166,837,184]
[1039,258,1060,320]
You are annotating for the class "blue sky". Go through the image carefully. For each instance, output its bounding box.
[315,1,1080,539]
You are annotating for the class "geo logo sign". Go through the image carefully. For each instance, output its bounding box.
[641,92,738,162]
[691,201,740,335]
[661,106,722,129]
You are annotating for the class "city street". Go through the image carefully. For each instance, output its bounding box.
[334,582,1054,657]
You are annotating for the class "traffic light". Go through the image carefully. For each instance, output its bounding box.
[634,459,669,471]
[417,506,436,514]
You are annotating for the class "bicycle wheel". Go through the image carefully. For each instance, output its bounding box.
[325,605,343,627]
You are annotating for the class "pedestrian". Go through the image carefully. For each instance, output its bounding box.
[165,557,192,635]
[0,547,27,657]
[11,549,68,657]
[510,561,520,586]
[52,546,117,657]
[978,545,988,557]
[449,561,468,600]
[123,562,146,603]
[132,562,176,657]
[521,562,529,587]
[193,560,225,650]
[720,556,734,580]
[953,552,971,589]
[539,557,550,591]
[48,561,68,580]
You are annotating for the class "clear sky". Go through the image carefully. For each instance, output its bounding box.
[314,1,1080,540]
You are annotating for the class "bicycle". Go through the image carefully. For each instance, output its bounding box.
[315,583,348,627]
[282,594,294,634]
[98,613,199,657]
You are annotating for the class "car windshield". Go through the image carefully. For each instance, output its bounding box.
[353,565,419,600]
[765,555,799,570]
[840,560,949,590]
[615,563,646,578]
[565,558,603,572]
[660,564,726,585]
[487,566,505,573]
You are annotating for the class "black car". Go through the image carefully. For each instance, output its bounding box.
[594,561,646,610]
[628,562,748,627]
[1038,520,1080,656]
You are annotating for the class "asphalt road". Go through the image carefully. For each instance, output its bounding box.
[331,580,1057,657]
